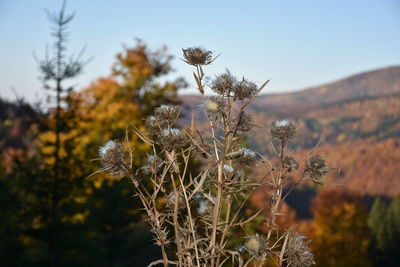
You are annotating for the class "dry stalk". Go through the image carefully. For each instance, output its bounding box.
[93,46,333,267]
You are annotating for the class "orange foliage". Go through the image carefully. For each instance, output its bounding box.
[309,189,372,267]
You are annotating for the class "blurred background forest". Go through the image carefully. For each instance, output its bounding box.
[1,1,400,266]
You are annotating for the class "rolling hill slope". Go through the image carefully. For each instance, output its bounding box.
[180,66,400,197]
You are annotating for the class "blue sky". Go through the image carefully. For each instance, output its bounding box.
[0,0,399,100]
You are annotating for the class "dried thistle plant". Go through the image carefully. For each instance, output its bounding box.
[93,46,333,267]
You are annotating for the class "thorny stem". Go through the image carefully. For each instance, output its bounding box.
[179,149,201,267]
[195,65,205,94]
[216,197,232,266]
[258,254,267,267]
[267,141,286,244]
[210,163,223,266]
[170,172,184,267]
[209,117,225,267]
[125,170,170,267]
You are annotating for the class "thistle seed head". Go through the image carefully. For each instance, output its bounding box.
[203,99,219,112]
[237,113,254,132]
[270,119,297,141]
[145,115,162,134]
[243,234,269,258]
[98,140,126,178]
[182,47,213,66]
[200,95,226,117]
[211,72,237,96]
[305,155,329,184]
[142,154,163,175]
[154,105,180,125]
[160,128,187,151]
[285,233,314,267]
[234,147,257,168]
[283,156,299,173]
[233,78,258,100]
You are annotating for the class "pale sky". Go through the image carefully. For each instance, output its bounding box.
[0,0,399,101]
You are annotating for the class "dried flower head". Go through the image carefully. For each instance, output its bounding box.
[182,47,213,66]
[160,128,187,151]
[243,234,269,258]
[270,119,297,141]
[237,112,254,132]
[233,78,258,100]
[203,98,219,113]
[98,140,126,178]
[234,148,257,168]
[285,233,314,267]
[154,105,180,125]
[200,95,226,118]
[142,154,163,175]
[145,115,161,134]
[283,156,299,173]
[305,155,329,184]
[211,72,237,96]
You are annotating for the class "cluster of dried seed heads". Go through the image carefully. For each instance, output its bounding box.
[211,72,259,100]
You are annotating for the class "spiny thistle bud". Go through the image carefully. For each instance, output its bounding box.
[154,105,180,125]
[285,233,314,267]
[243,234,269,258]
[211,72,237,96]
[98,140,126,178]
[283,156,299,173]
[270,119,297,141]
[160,128,187,151]
[182,47,213,66]
[305,155,329,184]
[234,148,257,168]
[233,78,258,100]
[142,154,163,175]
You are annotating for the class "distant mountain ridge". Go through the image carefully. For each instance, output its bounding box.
[252,65,400,114]
[180,66,400,197]
[180,65,400,114]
